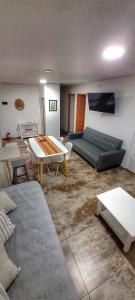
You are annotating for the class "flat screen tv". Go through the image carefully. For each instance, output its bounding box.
[88,93,115,113]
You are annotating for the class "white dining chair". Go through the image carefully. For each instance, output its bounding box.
[24,140,29,147]
[58,137,64,144]
[34,156,52,176]
[54,142,73,176]
[26,147,52,176]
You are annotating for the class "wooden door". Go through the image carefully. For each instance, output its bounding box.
[76,94,86,132]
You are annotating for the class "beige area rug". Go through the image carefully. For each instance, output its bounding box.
[0,143,20,161]
[1,140,33,186]
[0,142,21,187]
[9,138,135,298]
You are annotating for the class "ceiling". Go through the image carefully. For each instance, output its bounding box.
[0,0,135,84]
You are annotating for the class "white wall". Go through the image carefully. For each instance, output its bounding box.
[61,76,135,171]
[0,83,41,137]
[69,94,76,132]
[60,86,69,132]
[44,83,60,138]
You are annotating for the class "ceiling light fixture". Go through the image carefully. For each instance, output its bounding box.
[40,79,47,84]
[102,46,125,60]
[45,69,53,73]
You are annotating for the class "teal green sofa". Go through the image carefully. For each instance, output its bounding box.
[68,127,126,171]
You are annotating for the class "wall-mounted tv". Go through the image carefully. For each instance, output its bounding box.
[88,93,115,113]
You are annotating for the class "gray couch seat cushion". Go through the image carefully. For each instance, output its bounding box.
[72,138,104,165]
[2,182,78,300]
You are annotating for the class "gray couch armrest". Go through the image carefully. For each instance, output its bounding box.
[96,149,126,171]
[68,132,83,140]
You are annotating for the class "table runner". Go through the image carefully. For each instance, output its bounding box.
[35,136,63,156]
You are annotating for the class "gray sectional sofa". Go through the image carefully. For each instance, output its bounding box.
[69,127,126,171]
[2,181,78,300]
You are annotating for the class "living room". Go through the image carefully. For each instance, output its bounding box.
[0,1,135,300]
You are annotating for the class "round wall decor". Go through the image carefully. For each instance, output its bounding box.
[14,99,24,111]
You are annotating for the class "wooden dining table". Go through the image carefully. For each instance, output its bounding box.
[29,136,68,185]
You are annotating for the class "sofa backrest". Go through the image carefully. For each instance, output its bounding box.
[83,127,123,151]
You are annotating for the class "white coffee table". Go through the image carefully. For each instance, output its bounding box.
[96,187,135,253]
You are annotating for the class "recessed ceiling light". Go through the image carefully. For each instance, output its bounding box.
[45,69,53,73]
[40,79,47,84]
[102,46,125,60]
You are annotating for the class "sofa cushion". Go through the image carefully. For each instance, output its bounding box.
[0,283,9,300]
[0,191,17,214]
[83,127,123,151]
[0,210,15,244]
[3,182,78,300]
[0,238,20,290]
[71,139,104,166]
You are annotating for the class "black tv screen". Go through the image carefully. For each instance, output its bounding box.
[88,93,115,113]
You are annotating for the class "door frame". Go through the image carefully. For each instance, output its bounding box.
[76,93,86,132]
[68,93,75,132]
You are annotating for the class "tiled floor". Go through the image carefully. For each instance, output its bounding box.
[61,239,88,299]
[61,220,135,299]
[13,139,135,299]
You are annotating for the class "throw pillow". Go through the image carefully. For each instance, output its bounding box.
[0,191,17,214]
[0,283,9,300]
[0,209,15,244]
[0,238,21,290]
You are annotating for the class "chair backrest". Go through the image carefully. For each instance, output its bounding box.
[59,137,64,144]
[24,140,28,146]
[65,142,73,160]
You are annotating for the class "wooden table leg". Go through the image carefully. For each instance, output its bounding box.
[40,159,43,185]
[64,154,68,176]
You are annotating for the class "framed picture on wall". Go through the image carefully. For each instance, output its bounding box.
[49,100,57,111]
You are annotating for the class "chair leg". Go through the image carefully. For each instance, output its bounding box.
[55,163,59,176]
[67,167,71,176]
[46,164,52,176]
[13,168,18,184]
[24,165,30,181]
[37,164,40,177]
[34,164,40,181]
[33,163,37,177]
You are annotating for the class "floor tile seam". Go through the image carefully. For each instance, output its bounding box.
[65,236,89,296]
[81,294,91,300]
[65,231,135,275]
[88,273,115,295]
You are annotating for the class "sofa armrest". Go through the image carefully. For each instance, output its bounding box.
[96,149,126,171]
[68,132,83,140]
